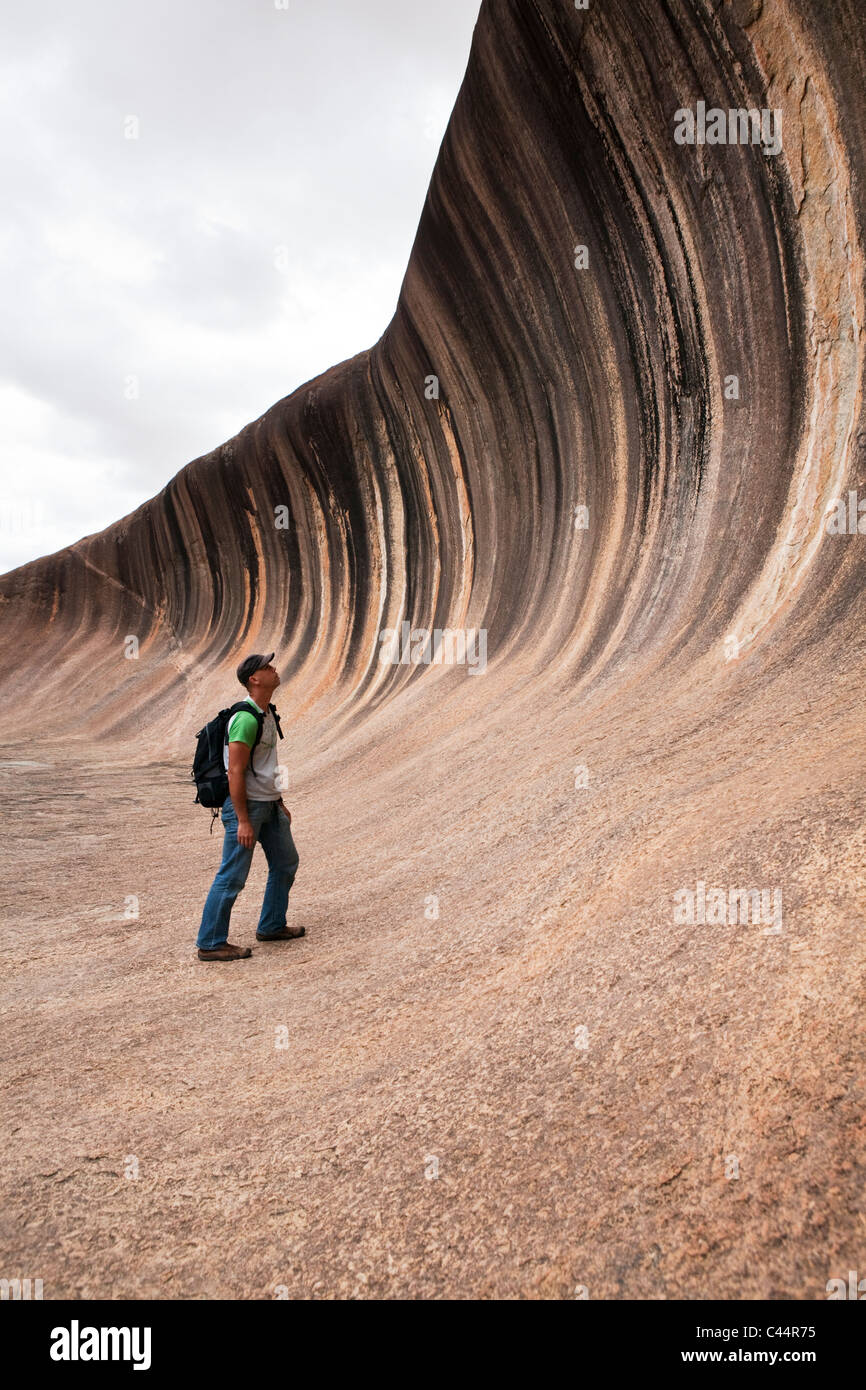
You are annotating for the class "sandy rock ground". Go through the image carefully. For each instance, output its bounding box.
[3,636,864,1300]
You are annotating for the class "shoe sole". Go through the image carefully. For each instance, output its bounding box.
[197,952,252,962]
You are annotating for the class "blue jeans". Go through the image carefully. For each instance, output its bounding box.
[197,797,300,950]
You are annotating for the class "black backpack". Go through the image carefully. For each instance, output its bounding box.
[191,700,284,830]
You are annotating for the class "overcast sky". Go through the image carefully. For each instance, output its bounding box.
[0,0,481,574]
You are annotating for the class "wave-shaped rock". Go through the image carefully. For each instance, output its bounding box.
[2,0,863,740]
[3,0,866,1301]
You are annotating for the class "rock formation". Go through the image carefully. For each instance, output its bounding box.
[1,0,864,1299]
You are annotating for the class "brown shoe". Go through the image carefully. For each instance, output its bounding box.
[255,926,306,941]
[197,942,252,961]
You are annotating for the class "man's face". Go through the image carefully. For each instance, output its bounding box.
[249,662,280,699]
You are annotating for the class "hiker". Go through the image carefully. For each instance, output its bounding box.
[196,653,302,962]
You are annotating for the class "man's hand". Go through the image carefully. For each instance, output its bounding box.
[236,818,256,849]
[279,801,292,825]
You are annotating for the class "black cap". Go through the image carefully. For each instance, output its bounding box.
[236,652,275,686]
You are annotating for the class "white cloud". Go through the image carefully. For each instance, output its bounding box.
[0,0,481,574]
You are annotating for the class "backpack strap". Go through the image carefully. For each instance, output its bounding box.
[224,700,266,774]
[270,704,284,740]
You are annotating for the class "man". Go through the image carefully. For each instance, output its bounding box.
[196,653,302,961]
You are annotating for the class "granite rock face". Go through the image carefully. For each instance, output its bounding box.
[1,0,865,1299]
[1,0,863,733]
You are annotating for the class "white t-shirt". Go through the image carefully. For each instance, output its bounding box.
[224,696,281,802]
